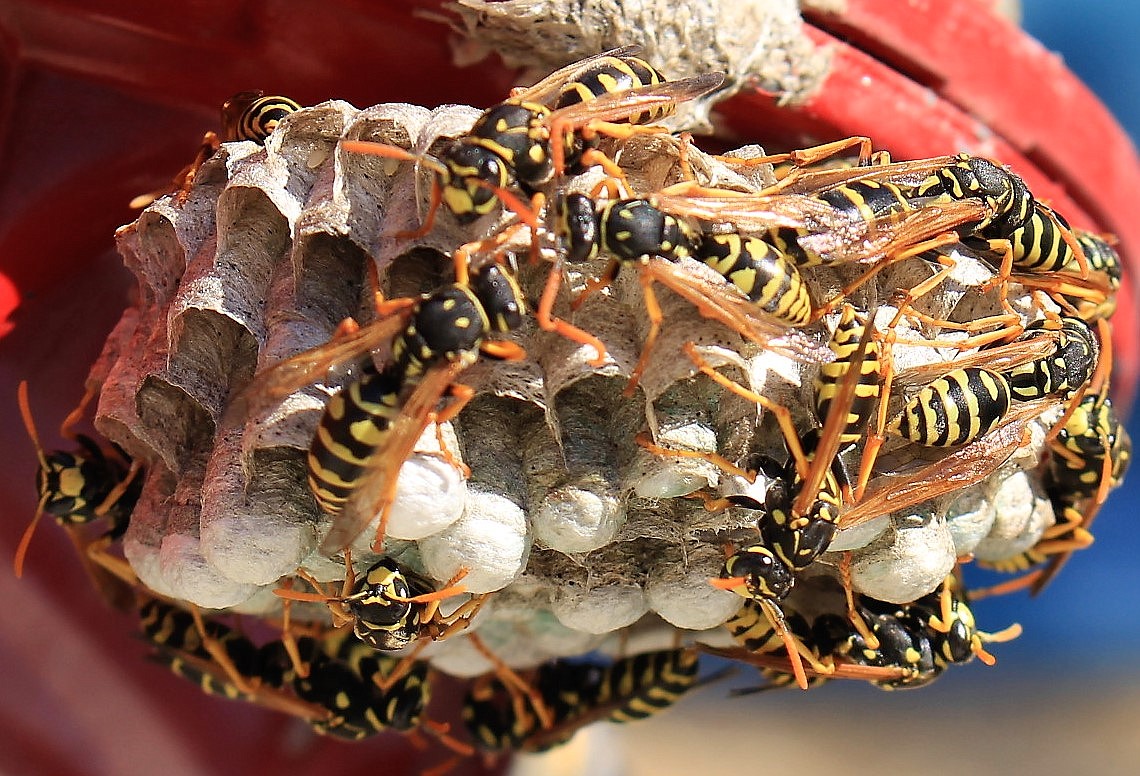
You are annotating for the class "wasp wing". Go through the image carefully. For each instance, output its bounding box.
[768,155,963,196]
[544,73,725,128]
[794,199,988,266]
[895,330,1060,388]
[507,46,645,105]
[226,311,414,425]
[651,190,842,232]
[318,361,465,555]
[646,257,832,364]
[837,398,1057,531]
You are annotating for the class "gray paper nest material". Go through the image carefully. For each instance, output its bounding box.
[92,97,1061,672]
[445,0,830,131]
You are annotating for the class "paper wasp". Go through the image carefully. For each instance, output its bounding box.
[646,317,877,688]
[707,573,1020,691]
[649,178,990,321]
[548,187,842,391]
[233,259,526,555]
[462,648,701,754]
[977,392,1130,596]
[130,91,301,208]
[139,597,333,723]
[273,554,484,655]
[14,382,142,596]
[340,47,722,234]
[143,596,470,752]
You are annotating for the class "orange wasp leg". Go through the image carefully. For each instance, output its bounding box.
[682,342,811,483]
[839,552,880,649]
[634,431,756,483]
[467,632,555,730]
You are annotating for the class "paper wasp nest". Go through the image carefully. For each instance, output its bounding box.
[98,98,1063,674]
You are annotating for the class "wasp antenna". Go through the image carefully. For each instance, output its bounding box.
[12,494,50,578]
[17,381,50,470]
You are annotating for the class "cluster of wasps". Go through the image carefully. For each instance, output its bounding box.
[16,45,1132,758]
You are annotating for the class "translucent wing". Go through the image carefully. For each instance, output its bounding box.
[837,398,1058,530]
[651,190,845,232]
[646,257,833,364]
[895,329,1060,388]
[766,155,964,196]
[794,199,989,266]
[318,361,466,554]
[227,310,414,423]
[507,46,644,105]
[544,72,725,127]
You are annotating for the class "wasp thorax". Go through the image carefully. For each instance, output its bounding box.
[404,286,487,364]
[556,192,601,263]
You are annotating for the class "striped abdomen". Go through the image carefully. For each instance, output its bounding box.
[814,303,880,444]
[696,232,811,325]
[554,55,670,125]
[222,93,301,143]
[888,367,1011,446]
[593,649,700,722]
[1009,203,1075,273]
[307,361,404,515]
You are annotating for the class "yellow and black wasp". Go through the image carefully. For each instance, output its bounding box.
[141,596,471,752]
[822,574,1020,689]
[708,573,1020,691]
[462,648,701,754]
[833,391,1068,544]
[131,91,301,208]
[886,366,1014,448]
[649,173,991,324]
[1011,230,1121,332]
[235,257,526,554]
[139,597,333,723]
[13,382,143,598]
[640,310,880,688]
[548,188,837,391]
[720,146,1093,331]
[977,392,1130,596]
[256,629,454,744]
[881,314,1097,454]
[340,47,722,234]
[274,554,483,654]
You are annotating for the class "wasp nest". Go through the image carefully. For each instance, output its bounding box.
[445,0,830,132]
[98,98,1080,678]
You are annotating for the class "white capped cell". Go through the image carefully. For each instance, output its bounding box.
[419,489,530,593]
[849,508,957,604]
[158,533,261,609]
[645,548,743,630]
[384,453,468,540]
[530,485,625,554]
[551,583,650,634]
